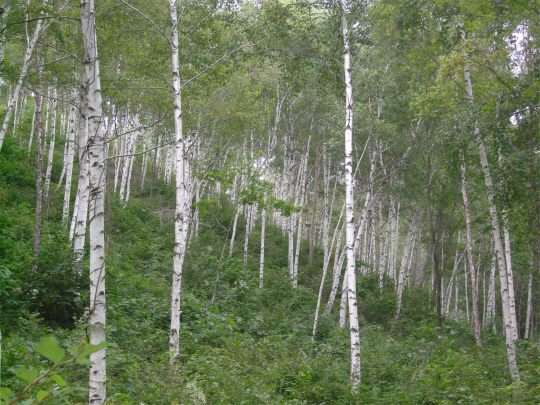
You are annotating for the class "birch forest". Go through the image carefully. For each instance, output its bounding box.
[2,0,540,404]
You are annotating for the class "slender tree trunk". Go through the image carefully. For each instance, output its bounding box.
[61,88,78,226]
[124,131,136,204]
[396,209,422,316]
[0,1,47,152]
[313,220,344,338]
[460,151,482,345]
[390,202,401,282]
[27,100,37,153]
[309,150,321,264]
[293,131,312,286]
[0,0,13,86]
[72,113,89,261]
[30,51,43,273]
[484,239,495,327]
[464,61,519,380]
[525,272,533,339]
[503,221,519,340]
[229,206,240,256]
[43,81,57,200]
[341,0,360,386]
[169,0,190,366]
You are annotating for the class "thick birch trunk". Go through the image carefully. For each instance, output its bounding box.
[341,0,360,385]
[80,0,106,402]
[464,62,519,380]
[169,0,190,365]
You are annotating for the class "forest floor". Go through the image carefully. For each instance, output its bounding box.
[1,137,540,404]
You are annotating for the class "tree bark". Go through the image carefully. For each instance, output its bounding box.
[30,50,43,273]
[0,1,48,152]
[43,81,57,200]
[464,60,519,380]
[341,0,360,386]
[309,149,321,264]
[396,209,422,316]
[61,88,78,226]
[169,0,190,366]
[525,272,533,339]
[80,0,106,402]
[460,150,482,345]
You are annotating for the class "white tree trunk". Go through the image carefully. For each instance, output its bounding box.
[27,100,37,153]
[124,132,137,204]
[525,272,533,339]
[169,0,190,365]
[460,151,482,345]
[292,132,312,286]
[341,0,360,385]
[229,207,240,256]
[80,0,106,402]
[0,1,48,152]
[72,115,89,262]
[0,0,13,87]
[390,202,401,282]
[484,241,497,328]
[503,223,519,340]
[396,209,422,316]
[61,88,78,226]
[43,82,57,199]
[464,61,519,380]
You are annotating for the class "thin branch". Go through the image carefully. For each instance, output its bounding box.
[181,41,263,88]
[118,0,171,44]
[178,5,220,47]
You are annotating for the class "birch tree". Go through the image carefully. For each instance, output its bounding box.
[80,0,106,402]
[460,150,481,345]
[340,0,360,386]
[169,0,190,365]
[463,56,520,381]
[0,0,49,152]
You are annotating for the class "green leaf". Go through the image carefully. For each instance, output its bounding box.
[36,390,50,401]
[0,387,12,401]
[33,336,66,364]
[74,341,109,364]
[14,366,39,383]
[51,374,67,387]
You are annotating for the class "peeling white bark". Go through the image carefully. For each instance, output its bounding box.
[80,0,106,402]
